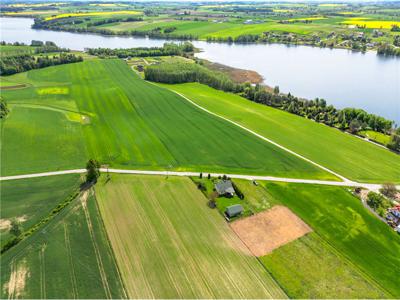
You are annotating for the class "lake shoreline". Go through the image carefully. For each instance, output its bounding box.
[1,16,398,123]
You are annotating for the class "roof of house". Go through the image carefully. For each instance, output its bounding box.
[215,180,235,195]
[225,204,244,217]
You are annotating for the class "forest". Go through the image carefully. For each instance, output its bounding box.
[87,42,194,58]
[0,53,83,75]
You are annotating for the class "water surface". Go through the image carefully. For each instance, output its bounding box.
[1,17,399,123]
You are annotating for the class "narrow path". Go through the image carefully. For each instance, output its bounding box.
[0,168,388,191]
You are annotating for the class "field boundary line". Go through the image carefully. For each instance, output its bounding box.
[168,89,349,182]
[39,244,47,299]
[92,193,129,299]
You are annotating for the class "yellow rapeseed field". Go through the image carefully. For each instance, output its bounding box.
[288,16,326,21]
[343,18,400,29]
[45,10,141,21]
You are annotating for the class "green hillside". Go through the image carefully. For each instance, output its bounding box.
[1,59,333,180]
[161,83,400,183]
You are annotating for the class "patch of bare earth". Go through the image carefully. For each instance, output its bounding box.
[230,205,312,256]
[0,216,28,231]
[3,259,29,299]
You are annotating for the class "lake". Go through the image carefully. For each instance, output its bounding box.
[1,17,399,123]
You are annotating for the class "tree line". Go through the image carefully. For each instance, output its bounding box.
[144,60,398,143]
[32,17,197,40]
[87,42,194,58]
[0,53,83,75]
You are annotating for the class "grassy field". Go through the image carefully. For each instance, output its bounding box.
[263,182,400,298]
[95,174,286,298]
[101,18,341,38]
[1,59,333,180]
[0,174,80,247]
[358,130,391,145]
[1,181,125,299]
[161,83,400,183]
[0,45,34,57]
[261,233,388,298]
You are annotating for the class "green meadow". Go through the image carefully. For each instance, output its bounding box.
[0,178,125,299]
[262,182,400,298]
[261,233,388,298]
[161,83,400,183]
[1,59,333,180]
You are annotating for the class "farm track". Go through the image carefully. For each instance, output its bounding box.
[64,224,78,299]
[80,191,112,299]
[0,168,392,191]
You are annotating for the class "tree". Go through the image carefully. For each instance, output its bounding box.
[388,132,400,152]
[207,173,211,180]
[0,97,9,119]
[366,191,391,217]
[349,119,361,134]
[380,183,398,199]
[199,172,203,179]
[86,159,100,183]
[9,219,22,237]
[273,86,280,95]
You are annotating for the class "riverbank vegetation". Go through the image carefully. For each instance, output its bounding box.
[87,42,193,58]
[146,60,395,135]
[6,1,399,55]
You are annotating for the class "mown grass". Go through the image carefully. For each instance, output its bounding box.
[263,182,400,298]
[1,60,331,179]
[261,233,388,298]
[0,174,80,247]
[161,83,400,183]
[358,130,391,145]
[95,174,286,298]
[0,182,125,299]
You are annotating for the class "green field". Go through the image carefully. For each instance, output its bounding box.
[100,18,343,38]
[1,59,333,180]
[95,174,287,298]
[161,83,400,183]
[358,130,391,145]
[0,45,34,57]
[262,182,400,297]
[261,233,388,298]
[0,178,125,299]
[0,174,80,247]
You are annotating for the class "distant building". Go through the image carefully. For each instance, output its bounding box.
[225,204,243,219]
[215,180,235,197]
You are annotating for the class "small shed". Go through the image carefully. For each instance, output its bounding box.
[225,204,243,219]
[215,180,235,197]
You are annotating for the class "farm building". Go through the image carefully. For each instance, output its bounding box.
[215,180,235,197]
[225,204,244,219]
